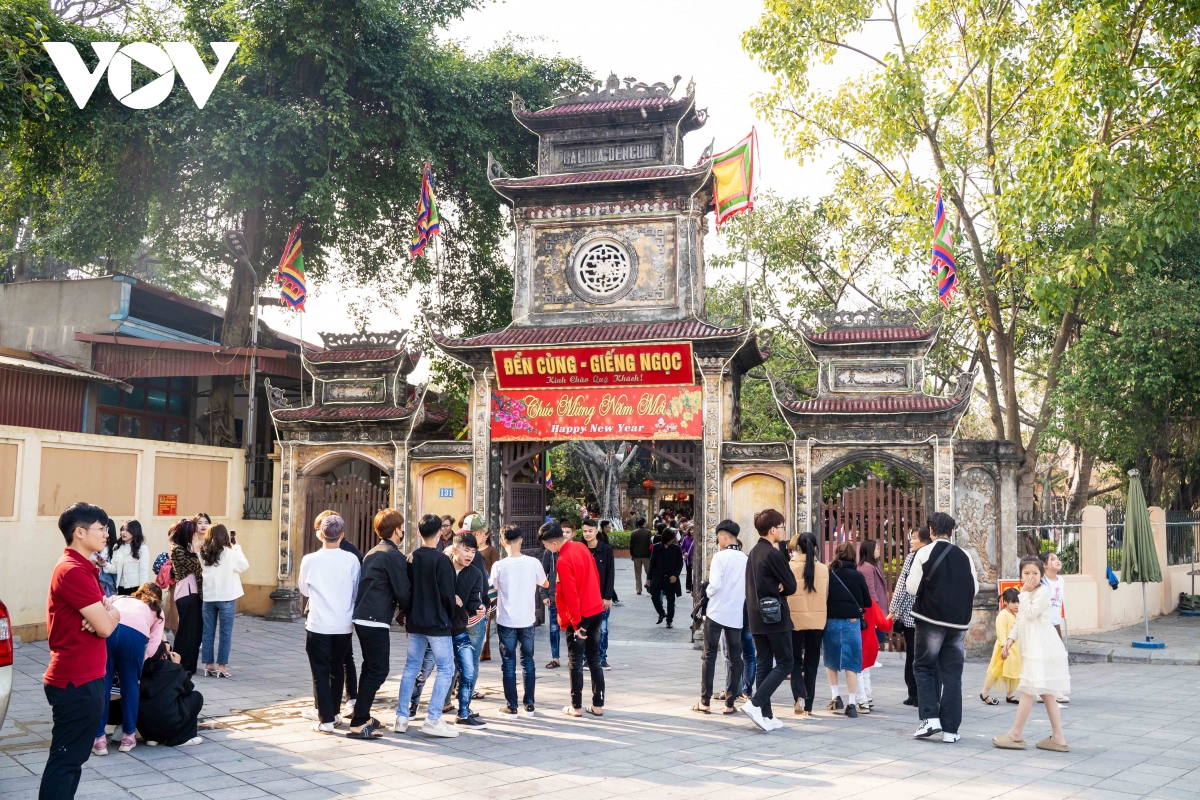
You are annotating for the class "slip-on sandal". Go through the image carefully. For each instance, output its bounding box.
[1036,738,1069,752]
[348,722,383,739]
[691,704,711,714]
[585,706,603,716]
[992,733,1026,750]
[562,705,582,717]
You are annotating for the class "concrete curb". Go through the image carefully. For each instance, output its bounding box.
[1069,643,1200,665]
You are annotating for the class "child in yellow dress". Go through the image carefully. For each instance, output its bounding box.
[981,588,1021,704]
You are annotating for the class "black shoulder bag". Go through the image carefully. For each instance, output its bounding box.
[755,551,784,624]
[831,569,868,631]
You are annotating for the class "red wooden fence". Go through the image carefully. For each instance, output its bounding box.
[819,477,925,591]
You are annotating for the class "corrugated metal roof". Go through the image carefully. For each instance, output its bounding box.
[524,95,690,117]
[433,320,748,348]
[92,342,300,379]
[491,164,707,188]
[785,395,963,413]
[0,354,118,382]
[0,366,85,431]
[805,326,935,344]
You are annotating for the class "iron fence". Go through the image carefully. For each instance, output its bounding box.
[1016,510,1081,574]
[1106,506,1125,572]
[243,447,274,520]
[1165,510,1200,567]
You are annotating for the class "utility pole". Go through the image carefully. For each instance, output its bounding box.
[224,230,261,516]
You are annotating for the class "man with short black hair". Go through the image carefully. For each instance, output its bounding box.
[907,512,978,744]
[299,514,361,734]
[41,503,121,800]
[698,520,747,714]
[394,514,459,738]
[742,508,796,732]
[448,533,487,726]
[549,523,606,717]
[492,524,548,717]
[581,519,615,669]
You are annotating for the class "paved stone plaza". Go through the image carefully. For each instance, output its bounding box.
[3,564,1200,800]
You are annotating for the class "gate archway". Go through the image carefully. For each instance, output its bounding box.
[819,474,925,590]
[302,458,390,558]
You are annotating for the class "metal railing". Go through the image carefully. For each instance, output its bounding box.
[1106,506,1125,572]
[242,447,274,520]
[1016,510,1081,574]
[1165,510,1200,567]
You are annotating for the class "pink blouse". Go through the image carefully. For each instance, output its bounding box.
[111,595,165,660]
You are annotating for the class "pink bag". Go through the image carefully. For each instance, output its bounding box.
[156,561,175,589]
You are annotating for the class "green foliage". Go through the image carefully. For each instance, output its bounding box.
[546,495,582,529]
[0,0,65,127]
[546,444,594,511]
[605,530,630,549]
[822,460,922,499]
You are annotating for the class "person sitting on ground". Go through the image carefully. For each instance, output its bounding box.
[137,643,204,747]
[91,582,165,755]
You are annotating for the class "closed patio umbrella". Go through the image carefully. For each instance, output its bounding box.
[1121,469,1164,649]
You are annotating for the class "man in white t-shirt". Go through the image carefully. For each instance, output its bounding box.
[297,514,361,733]
[698,520,748,713]
[490,524,548,718]
[1039,550,1069,703]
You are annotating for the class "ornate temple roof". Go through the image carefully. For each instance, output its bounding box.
[301,331,420,374]
[431,319,750,349]
[801,309,942,359]
[512,74,706,133]
[489,164,710,189]
[805,325,937,345]
[783,394,966,414]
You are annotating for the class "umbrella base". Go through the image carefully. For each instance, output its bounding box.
[1180,610,1200,617]
[1132,639,1166,649]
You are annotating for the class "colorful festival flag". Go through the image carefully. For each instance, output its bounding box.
[711,128,759,229]
[544,467,553,490]
[930,186,958,306]
[410,161,441,258]
[277,223,306,311]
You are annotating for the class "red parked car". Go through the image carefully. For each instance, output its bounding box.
[0,598,12,731]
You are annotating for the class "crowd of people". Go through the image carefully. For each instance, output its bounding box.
[39,498,1073,800]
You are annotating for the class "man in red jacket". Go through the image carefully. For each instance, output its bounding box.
[540,522,605,717]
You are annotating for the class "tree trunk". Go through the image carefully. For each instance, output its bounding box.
[572,442,638,520]
[1064,442,1094,519]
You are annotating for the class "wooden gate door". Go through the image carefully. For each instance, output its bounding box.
[501,442,550,555]
[304,474,389,558]
[819,477,925,591]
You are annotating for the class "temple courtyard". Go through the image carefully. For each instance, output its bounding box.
[3,564,1199,800]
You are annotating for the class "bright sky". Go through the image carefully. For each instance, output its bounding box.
[258,0,894,353]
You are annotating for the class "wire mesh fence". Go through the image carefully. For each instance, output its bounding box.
[1016,510,1081,574]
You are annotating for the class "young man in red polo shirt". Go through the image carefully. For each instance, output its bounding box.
[541,522,606,717]
[41,502,122,800]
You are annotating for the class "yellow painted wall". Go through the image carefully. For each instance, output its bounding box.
[0,424,280,639]
[0,441,17,517]
[153,455,229,518]
[418,465,469,522]
[726,471,787,541]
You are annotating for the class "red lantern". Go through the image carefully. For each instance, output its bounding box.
[642,478,655,490]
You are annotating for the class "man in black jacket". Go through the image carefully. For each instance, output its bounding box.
[628,519,652,595]
[743,508,796,731]
[448,532,487,727]
[906,512,978,744]
[393,514,459,738]
[582,519,615,669]
[348,508,411,739]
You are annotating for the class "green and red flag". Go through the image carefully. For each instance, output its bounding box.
[711,128,759,228]
[277,223,306,311]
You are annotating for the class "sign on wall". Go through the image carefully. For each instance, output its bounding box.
[492,342,693,390]
[157,493,178,516]
[490,385,703,441]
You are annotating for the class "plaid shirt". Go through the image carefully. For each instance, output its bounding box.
[889,551,918,628]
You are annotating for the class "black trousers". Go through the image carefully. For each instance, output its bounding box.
[343,636,358,700]
[567,613,605,709]
[789,628,823,711]
[899,623,918,701]
[40,678,104,800]
[651,587,676,622]
[352,624,390,727]
[306,631,352,724]
[173,593,202,676]
[700,619,742,707]
[751,631,794,719]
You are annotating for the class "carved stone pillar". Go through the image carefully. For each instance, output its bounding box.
[470,370,492,525]
[266,442,303,621]
[794,438,811,534]
[935,438,954,513]
[697,359,725,581]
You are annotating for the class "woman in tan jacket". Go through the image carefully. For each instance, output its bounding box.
[787,532,829,717]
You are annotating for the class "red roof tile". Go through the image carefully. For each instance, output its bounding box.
[433,320,748,348]
[274,404,419,422]
[785,395,964,414]
[304,349,405,363]
[805,327,935,344]
[522,96,690,117]
[491,165,707,188]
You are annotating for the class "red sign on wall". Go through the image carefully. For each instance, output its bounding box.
[492,342,693,390]
[491,386,704,441]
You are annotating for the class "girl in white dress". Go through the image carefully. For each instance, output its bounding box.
[993,556,1070,752]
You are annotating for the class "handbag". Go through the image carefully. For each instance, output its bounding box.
[758,596,782,625]
[831,570,868,631]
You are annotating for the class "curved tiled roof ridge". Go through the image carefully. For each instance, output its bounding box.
[520,94,693,118]
[490,163,709,188]
[804,326,936,344]
[783,394,966,414]
[431,318,749,348]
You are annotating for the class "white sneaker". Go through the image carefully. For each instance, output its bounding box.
[300,707,319,721]
[942,732,961,744]
[741,701,769,731]
[145,741,159,747]
[393,715,409,733]
[913,718,942,738]
[179,737,202,746]
[766,715,785,731]
[518,705,536,718]
[422,717,460,738]
[311,722,335,734]
[332,715,343,727]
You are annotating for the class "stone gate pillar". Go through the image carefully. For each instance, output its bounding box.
[469,369,494,532]
[697,359,725,581]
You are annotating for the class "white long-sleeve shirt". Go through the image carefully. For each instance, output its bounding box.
[104,543,151,589]
[705,546,748,629]
[905,539,979,596]
[298,547,361,634]
[201,544,251,602]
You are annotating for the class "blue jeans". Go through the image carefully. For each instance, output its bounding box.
[201,599,236,665]
[599,607,610,661]
[452,632,478,719]
[97,624,147,736]
[468,618,487,674]
[547,601,560,660]
[497,624,536,710]
[726,626,756,696]
[914,621,965,734]
[397,634,454,723]
[408,643,437,716]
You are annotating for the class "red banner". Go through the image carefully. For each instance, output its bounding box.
[491,386,704,441]
[492,342,693,390]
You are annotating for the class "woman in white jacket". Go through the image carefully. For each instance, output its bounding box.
[105,520,151,594]
[199,524,250,678]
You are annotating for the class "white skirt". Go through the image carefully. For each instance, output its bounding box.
[1018,622,1071,696]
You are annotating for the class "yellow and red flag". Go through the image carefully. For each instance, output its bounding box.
[277,223,306,311]
[711,128,759,229]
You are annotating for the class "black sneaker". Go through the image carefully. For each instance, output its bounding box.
[520,704,536,718]
[601,660,612,669]
[903,696,918,707]
[845,703,858,718]
[497,707,518,718]
[456,715,487,728]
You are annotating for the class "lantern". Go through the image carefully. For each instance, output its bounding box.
[642,478,655,490]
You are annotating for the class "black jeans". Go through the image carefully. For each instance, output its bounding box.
[306,631,352,724]
[789,628,823,711]
[651,587,676,622]
[40,678,104,800]
[567,613,605,709]
[173,593,202,676]
[352,624,390,726]
[343,636,358,700]
[898,623,918,701]
[701,619,742,707]
[913,621,965,734]
[751,631,794,719]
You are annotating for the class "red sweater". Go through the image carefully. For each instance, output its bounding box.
[555,540,604,629]
[861,599,895,668]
